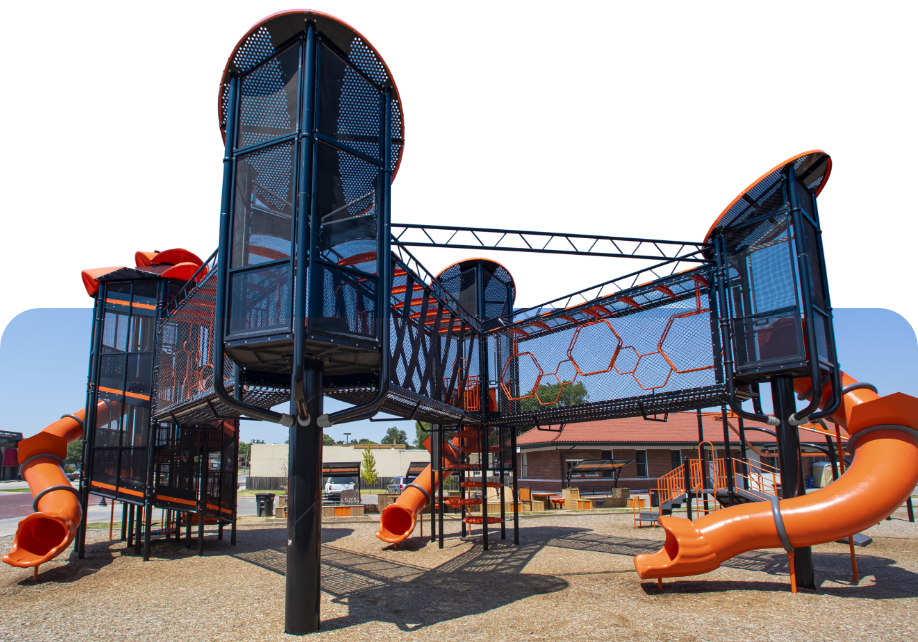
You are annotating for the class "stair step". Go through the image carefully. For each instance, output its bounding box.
[444,498,481,507]
[463,516,503,525]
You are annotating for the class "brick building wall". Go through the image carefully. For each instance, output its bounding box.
[518,446,824,493]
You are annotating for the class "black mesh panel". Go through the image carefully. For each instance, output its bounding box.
[318,43,382,161]
[231,143,295,269]
[228,264,292,336]
[238,44,300,148]
[312,263,376,337]
[316,142,379,274]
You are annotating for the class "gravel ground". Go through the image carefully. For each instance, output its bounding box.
[1,508,916,641]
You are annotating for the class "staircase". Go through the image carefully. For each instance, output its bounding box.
[637,444,781,524]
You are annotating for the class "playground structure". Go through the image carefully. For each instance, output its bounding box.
[4,8,917,637]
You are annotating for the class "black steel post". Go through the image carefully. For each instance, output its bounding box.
[285,359,324,635]
[499,425,506,540]
[720,406,735,496]
[135,502,144,556]
[696,409,709,512]
[232,377,243,547]
[824,430,839,481]
[460,467,467,538]
[430,424,437,542]
[684,457,693,521]
[480,424,488,550]
[772,375,815,589]
[121,502,128,540]
[185,509,192,548]
[511,425,519,545]
[908,497,915,523]
[77,286,106,558]
[738,416,749,489]
[438,427,445,548]
[198,440,206,557]
[127,503,134,548]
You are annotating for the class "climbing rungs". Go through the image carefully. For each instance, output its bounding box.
[460,481,502,488]
[463,516,503,525]
[444,498,481,507]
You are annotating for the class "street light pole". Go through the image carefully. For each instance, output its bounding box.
[344,432,351,445]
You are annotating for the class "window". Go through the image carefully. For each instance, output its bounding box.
[671,450,683,470]
[600,450,613,478]
[521,453,528,479]
[635,450,648,478]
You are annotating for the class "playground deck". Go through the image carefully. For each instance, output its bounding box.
[2,511,916,641]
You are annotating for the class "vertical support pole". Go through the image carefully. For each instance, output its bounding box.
[185,510,192,548]
[198,439,206,557]
[430,424,437,543]
[121,502,128,540]
[135,503,144,556]
[499,425,506,540]
[696,409,709,513]
[127,503,135,547]
[460,465,467,538]
[773,375,815,590]
[738,416,749,489]
[143,498,153,560]
[684,457,693,521]
[480,424,489,550]
[286,360,324,635]
[908,497,915,523]
[438,426,445,549]
[720,406,735,496]
[77,287,105,558]
[511,425,519,545]
[476,260,489,551]
[232,377,243,547]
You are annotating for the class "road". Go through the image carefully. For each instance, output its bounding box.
[0,482,260,538]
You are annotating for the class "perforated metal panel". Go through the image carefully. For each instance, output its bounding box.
[238,44,300,148]
[231,142,296,269]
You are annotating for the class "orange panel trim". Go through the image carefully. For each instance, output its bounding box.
[156,494,196,507]
[98,387,151,401]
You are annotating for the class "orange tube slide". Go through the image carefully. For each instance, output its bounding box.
[634,373,918,579]
[376,434,467,544]
[3,400,119,568]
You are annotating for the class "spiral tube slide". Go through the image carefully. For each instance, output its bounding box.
[634,373,918,579]
[376,434,467,544]
[3,400,119,568]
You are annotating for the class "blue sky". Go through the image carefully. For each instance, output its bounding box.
[0,307,914,443]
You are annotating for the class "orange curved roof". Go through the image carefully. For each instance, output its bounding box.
[704,150,832,242]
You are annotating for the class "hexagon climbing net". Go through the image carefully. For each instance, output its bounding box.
[493,269,724,425]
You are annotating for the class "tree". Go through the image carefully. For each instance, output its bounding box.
[358,438,378,445]
[323,434,335,446]
[414,421,430,449]
[66,440,83,466]
[361,448,378,486]
[380,427,408,445]
[517,380,589,434]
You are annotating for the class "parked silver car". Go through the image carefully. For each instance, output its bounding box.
[387,476,416,494]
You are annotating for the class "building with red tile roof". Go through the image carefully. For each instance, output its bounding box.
[515,412,841,493]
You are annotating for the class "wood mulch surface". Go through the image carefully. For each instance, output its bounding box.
[1,509,916,641]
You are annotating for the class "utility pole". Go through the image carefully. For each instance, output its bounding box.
[344,432,351,445]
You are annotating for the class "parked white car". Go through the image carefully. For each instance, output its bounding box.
[324,476,355,500]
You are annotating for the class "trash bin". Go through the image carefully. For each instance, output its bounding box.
[255,493,275,517]
[805,476,814,489]
[649,490,659,507]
